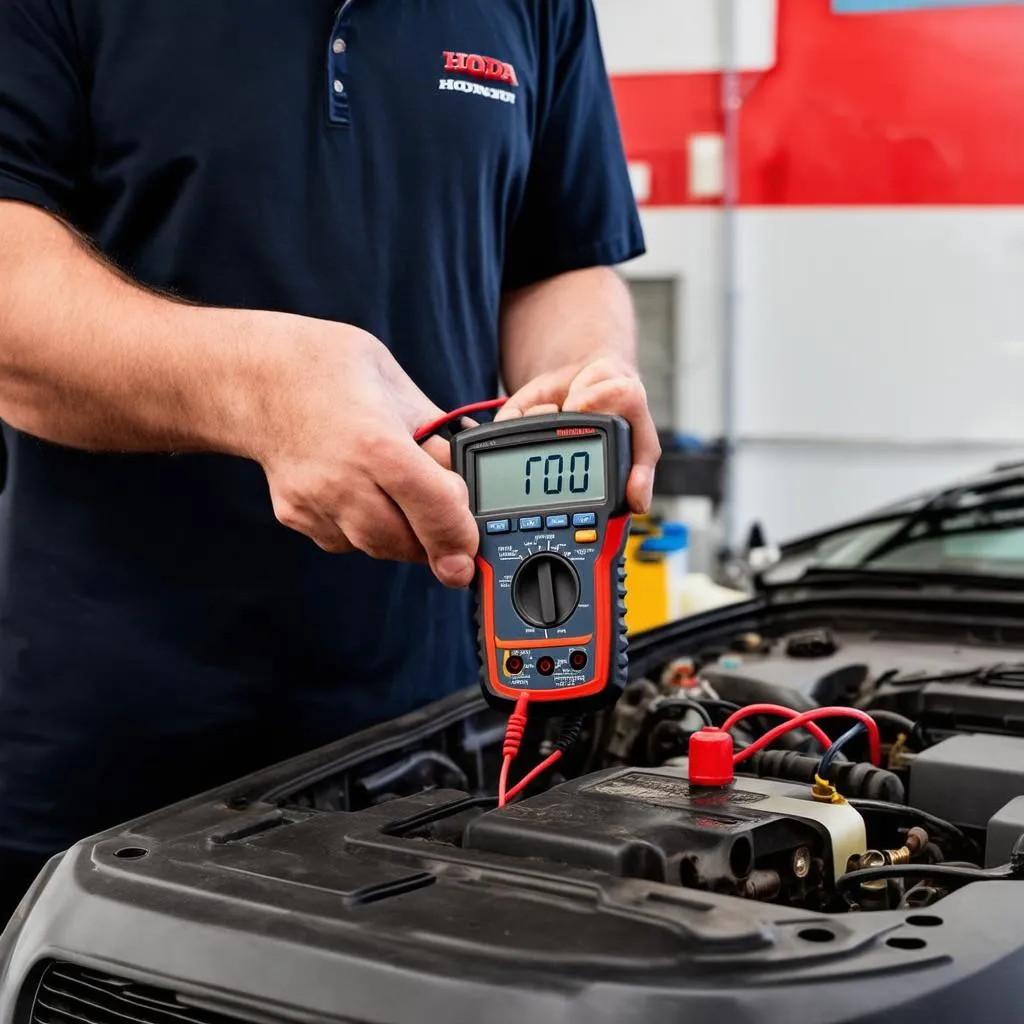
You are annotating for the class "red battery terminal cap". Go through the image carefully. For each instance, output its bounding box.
[688,727,735,787]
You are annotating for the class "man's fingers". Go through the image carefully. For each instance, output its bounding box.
[377,439,479,588]
[336,487,427,563]
[563,376,661,513]
[563,355,636,393]
[494,364,578,421]
[625,464,657,516]
[521,402,560,418]
[420,435,453,470]
[271,493,355,553]
[307,525,355,554]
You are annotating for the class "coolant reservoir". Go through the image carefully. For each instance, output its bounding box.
[675,573,748,618]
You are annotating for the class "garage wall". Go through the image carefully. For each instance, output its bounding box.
[596,0,1024,542]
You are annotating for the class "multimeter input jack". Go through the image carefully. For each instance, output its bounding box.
[511,552,581,629]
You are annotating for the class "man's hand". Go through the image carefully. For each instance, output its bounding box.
[0,204,478,588]
[248,316,479,588]
[495,355,660,514]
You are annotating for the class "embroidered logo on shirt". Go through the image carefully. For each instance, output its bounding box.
[439,51,518,105]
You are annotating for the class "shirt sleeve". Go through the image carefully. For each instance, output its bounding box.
[0,0,87,215]
[502,0,645,292]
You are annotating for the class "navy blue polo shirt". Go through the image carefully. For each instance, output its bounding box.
[0,0,643,856]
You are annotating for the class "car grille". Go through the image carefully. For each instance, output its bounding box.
[28,961,274,1024]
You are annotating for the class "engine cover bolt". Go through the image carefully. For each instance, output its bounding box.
[792,846,811,879]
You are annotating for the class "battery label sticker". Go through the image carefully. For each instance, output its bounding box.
[584,772,769,809]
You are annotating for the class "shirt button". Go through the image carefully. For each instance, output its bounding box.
[333,79,345,94]
[332,38,347,54]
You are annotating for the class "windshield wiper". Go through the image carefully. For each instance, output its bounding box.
[855,484,969,565]
[879,662,1024,690]
[791,564,1024,593]
[855,481,1024,566]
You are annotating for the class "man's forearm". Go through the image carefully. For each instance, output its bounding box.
[499,266,638,391]
[0,200,274,455]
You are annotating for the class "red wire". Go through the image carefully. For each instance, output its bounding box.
[504,750,562,803]
[498,756,513,808]
[720,703,833,749]
[413,398,507,443]
[498,695,530,809]
[733,708,882,768]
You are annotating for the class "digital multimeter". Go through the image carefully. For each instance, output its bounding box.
[452,413,632,713]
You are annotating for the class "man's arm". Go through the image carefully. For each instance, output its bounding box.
[500,267,636,388]
[0,201,263,454]
[0,201,479,586]
[498,267,660,513]
[494,2,656,510]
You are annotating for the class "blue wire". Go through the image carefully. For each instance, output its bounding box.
[819,722,866,780]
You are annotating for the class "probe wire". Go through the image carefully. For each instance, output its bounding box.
[414,398,507,444]
[505,751,563,802]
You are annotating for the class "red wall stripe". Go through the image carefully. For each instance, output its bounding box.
[611,73,723,207]
[611,0,1024,207]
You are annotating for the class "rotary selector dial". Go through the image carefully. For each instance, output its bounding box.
[511,552,581,628]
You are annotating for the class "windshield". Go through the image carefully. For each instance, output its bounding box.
[767,481,1024,581]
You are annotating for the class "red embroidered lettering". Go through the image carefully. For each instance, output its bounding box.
[441,51,519,89]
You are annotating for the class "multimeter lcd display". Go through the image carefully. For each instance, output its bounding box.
[475,437,606,513]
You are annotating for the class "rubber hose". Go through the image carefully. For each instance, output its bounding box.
[738,748,905,803]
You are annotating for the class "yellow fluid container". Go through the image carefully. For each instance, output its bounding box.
[624,518,689,634]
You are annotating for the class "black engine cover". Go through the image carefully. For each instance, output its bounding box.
[464,767,829,894]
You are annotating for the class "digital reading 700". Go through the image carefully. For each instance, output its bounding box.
[476,436,605,513]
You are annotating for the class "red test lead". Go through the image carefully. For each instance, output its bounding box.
[413,398,507,445]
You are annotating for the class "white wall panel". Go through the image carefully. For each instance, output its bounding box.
[623,209,725,436]
[623,208,1024,544]
[593,0,778,75]
[735,209,1024,444]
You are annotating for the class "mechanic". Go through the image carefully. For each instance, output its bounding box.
[0,1,657,922]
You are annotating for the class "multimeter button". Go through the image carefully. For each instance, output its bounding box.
[518,516,542,531]
[485,519,511,535]
[574,529,598,544]
[545,514,569,529]
[536,656,555,676]
[572,512,597,527]
[505,655,524,675]
[569,650,588,670]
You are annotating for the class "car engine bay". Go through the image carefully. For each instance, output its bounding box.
[9,598,1024,1024]
[275,612,1024,919]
